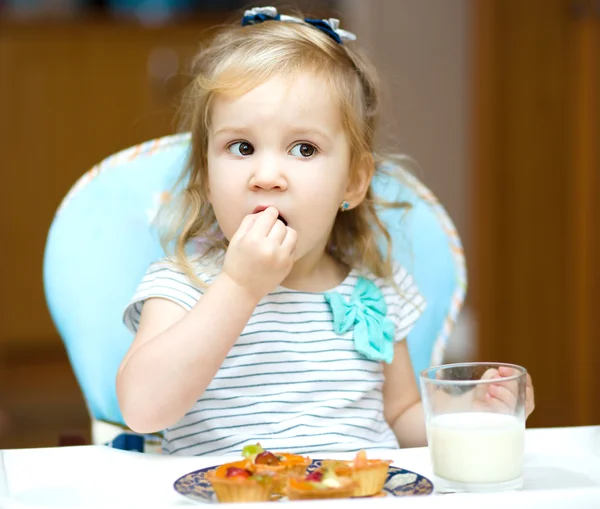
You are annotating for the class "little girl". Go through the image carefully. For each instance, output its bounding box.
[117,6,534,456]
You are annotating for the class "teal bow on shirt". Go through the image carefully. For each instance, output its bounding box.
[324,277,396,364]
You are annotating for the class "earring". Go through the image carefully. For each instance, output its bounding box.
[340,200,350,211]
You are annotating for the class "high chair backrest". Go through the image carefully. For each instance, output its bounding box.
[43,133,466,445]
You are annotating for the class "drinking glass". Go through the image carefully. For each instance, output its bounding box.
[420,362,527,493]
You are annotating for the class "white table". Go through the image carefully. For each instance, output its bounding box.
[1,426,599,508]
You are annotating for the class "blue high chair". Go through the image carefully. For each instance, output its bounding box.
[43,133,467,452]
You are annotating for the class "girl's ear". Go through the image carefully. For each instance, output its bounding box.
[344,153,375,209]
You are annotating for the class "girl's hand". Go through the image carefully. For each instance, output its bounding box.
[473,366,535,419]
[223,207,297,301]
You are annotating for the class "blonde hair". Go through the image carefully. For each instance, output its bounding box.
[161,13,411,286]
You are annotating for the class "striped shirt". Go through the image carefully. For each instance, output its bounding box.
[123,258,425,456]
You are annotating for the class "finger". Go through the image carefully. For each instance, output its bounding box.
[481,368,501,381]
[281,227,298,257]
[249,207,279,237]
[498,367,532,412]
[498,366,518,377]
[525,390,535,418]
[526,373,534,391]
[488,384,517,412]
[525,375,535,417]
[483,394,515,414]
[230,214,258,243]
[474,368,499,402]
[496,366,523,397]
[267,218,288,243]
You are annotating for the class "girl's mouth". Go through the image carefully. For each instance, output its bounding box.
[252,206,288,226]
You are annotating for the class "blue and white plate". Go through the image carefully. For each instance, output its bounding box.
[174,459,434,503]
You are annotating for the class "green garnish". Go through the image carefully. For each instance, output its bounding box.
[242,443,264,459]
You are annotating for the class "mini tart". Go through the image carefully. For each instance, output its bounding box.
[241,445,311,493]
[273,452,312,477]
[206,461,276,503]
[323,450,392,497]
[251,464,287,494]
[242,445,311,476]
[285,475,356,500]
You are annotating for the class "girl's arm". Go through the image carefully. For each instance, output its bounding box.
[116,273,259,433]
[382,341,427,448]
[117,207,296,434]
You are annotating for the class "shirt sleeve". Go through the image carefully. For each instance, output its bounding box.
[122,259,205,334]
[386,264,426,343]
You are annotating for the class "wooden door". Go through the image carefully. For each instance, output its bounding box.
[473,0,599,427]
[0,21,212,349]
[568,0,599,425]
[0,19,218,448]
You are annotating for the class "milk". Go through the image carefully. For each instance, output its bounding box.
[428,412,524,483]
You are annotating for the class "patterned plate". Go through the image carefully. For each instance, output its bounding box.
[174,459,434,504]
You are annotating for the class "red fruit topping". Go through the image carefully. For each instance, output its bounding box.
[254,451,280,466]
[225,467,252,479]
[305,471,323,482]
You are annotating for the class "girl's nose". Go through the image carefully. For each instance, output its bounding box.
[248,156,287,191]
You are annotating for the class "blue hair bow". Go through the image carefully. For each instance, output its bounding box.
[241,6,357,45]
[304,18,342,44]
[241,6,280,25]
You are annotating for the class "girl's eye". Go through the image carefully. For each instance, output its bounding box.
[290,143,317,158]
[228,142,254,156]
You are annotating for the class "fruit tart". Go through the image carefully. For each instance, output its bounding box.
[206,461,278,503]
[241,444,311,492]
[286,468,356,500]
[323,450,392,497]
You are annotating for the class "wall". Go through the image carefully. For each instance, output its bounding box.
[341,0,474,359]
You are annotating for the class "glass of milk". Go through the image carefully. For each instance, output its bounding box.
[420,362,527,493]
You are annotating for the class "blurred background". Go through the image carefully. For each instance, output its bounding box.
[0,0,598,448]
